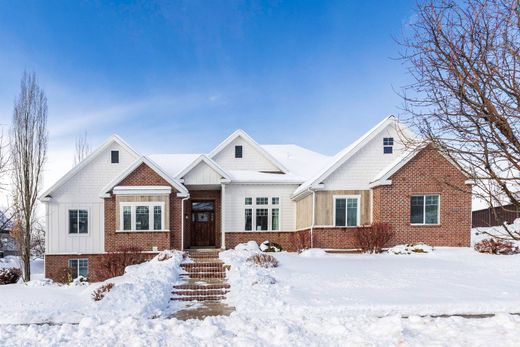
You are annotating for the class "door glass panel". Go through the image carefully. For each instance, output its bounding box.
[195,212,209,222]
[192,202,214,211]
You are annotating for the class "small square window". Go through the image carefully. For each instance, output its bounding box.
[383,146,393,154]
[272,197,280,205]
[111,150,119,163]
[235,145,243,158]
[245,197,252,205]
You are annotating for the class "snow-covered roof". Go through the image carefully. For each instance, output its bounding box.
[147,154,200,178]
[261,144,332,178]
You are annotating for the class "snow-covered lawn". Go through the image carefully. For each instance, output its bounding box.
[3,245,520,345]
[224,247,520,317]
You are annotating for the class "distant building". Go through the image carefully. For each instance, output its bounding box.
[0,229,17,257]
[472,204,520,228]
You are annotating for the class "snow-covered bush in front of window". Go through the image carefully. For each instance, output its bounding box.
[388,243,434,255]
[260,240,283,252]
[355,222,394,253]
[474,238,520,255]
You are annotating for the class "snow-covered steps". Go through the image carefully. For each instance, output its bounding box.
[172,249,231,302]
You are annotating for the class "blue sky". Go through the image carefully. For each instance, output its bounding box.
[0,0,415,186]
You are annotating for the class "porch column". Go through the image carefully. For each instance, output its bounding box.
[221,183,226,249]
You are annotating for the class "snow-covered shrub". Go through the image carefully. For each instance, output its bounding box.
[56,266,75,284]
[291,230,311,253]
[474,238,520,255]
[388,243,433,255]
[247,253,279,268]
[235,241,260,251]
[355,222,394,254]
[0,267,21,284]
[92,283,115,301]
[99,246,146,278]
[260,240,283,252]
[157,250,174,262]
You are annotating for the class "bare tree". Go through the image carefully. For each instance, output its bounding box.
[399,0,520,239]
[11,71,48,281]
[74,131,90,165]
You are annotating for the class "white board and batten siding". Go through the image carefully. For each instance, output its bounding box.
[223,184,298,232]
[183,162,223,185]
[46,142,139,254]
[213,137,280,172]
[323,124,405,190]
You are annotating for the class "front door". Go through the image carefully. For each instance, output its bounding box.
[191,201,215,247]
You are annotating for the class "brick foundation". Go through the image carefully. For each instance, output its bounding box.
[44,253,157,283]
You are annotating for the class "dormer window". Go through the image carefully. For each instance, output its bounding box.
[235,145,243,158]
[111,150,119,163]
[383,137,393,154]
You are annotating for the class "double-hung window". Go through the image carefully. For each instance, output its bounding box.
[69,209,88,234]
[119,202,165,231]
[334,196,360,227]
[68,259,88,278]
[410,195,439,224]
[383,137,394,154]
[244,196,281,231]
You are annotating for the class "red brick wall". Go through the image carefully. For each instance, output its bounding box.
[45,253,156,283]
[185,190,221,248]
[311,227,358,249]
[104,163,183,251]
[225,231,297,251]
[373,145,472,247]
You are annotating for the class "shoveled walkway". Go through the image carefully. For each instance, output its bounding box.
[171,249,235,320]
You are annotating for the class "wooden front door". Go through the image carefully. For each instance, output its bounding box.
[191,201,215,247]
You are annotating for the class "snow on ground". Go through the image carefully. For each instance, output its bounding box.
[3,246,520,345]
[1,313,520,346]
[221,246,520,317]
[0,251,184,325]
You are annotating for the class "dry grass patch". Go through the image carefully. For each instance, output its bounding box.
[247,253,279,268]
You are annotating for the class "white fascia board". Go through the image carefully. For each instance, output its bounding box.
[113,186,172,195]
[368,180,393,188]
[175,154,231,180]
[208,129,290,174]
[40,134,141,200]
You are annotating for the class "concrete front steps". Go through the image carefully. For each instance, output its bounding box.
[172,249,230,302]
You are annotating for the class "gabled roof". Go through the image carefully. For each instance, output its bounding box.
[208,129,289,174]
[292,116,414,198]
[369,146,425,187]
[40,134,140,200]
[369,143,473,188]
[175,155,231,182]
[100,156,189,197]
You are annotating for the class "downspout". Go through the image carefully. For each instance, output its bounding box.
[180,194,190,251]
[308,187,316,248]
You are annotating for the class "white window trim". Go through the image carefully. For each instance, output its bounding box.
[333,195,361,227]
[68,258,89,278]
[117,201,167,232]
[68,208,90,236]
[244,196,282,232]
[410,194,441,226]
